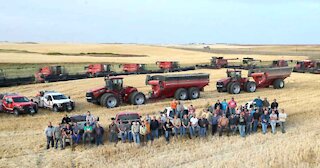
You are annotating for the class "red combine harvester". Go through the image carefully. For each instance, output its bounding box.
[293,60,317,73]
[156,61,180,72]
[270,60,292,67]
[86,76,146,108]
[216,67,292,94]
[35,65,87,83]
[197,57,239,69]
[145,73,210,100]
[121,64,148,73]
[310,61,320,74]
[85,64,113,77]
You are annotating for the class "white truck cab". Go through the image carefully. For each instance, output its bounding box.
[34,91,75,112]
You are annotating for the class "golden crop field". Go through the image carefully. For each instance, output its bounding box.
[0,44,319,168]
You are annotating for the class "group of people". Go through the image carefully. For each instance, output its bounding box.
[45,97,288,149]
[45,111,104,150]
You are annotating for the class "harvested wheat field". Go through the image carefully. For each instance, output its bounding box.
[0,66,320,167]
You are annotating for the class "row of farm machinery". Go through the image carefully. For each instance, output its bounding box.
[0,57,318,88]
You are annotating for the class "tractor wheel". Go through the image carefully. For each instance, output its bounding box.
[100,93,119,108]
[228,82,241,94]
[245,81,257,93]
[226,82,233,94]
[53,105,59,112]
[188,87,200,100]
[273,79,285,89]
[129,91,146,105]
[13,109,19,116]
[174,88,188,100]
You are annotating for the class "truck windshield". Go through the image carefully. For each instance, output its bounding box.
[52,95,68,100]
[13,97,30,103]
[118,114,140,121]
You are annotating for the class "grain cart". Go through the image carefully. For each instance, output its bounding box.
[293,60,316,73]
[145,73,210,100]
[216,67,292,94]
[85,64,113,77]
[197,57,239,69]
[86,76,146,108]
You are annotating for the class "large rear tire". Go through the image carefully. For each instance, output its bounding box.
[228,82,241,94]
[174,88,188,100]
[188,87,200,100]
[129,91,146,105]
[273,79,285,89]
[100,93,119,108]
[245,81,257,92]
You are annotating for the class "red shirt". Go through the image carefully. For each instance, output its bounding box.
[228,100,237,108]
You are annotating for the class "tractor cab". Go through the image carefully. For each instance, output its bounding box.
[227,70,242,79]
[105,77,123,91]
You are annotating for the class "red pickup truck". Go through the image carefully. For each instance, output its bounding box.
[0,93,38,116]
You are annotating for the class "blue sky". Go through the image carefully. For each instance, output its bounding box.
[0,0,319,44]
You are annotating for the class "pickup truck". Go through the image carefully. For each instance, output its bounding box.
[0,93,38,116]
[33,91,75,112]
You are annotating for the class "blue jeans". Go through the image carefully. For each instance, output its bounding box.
[230,108,236,114]
[191,126,199,137]
[72,134,82,144]
[199,127,206,137]
[96,134,103,145]
[146,133,151,142]
[238,125,246,137]
[270,121,276,134]
[246,122,252,134]
[46,136,54,149]
[133,132,140,144]
[174,127,180,137]
[261,123,268,134]
[253,120,259,132]
[127,132,133,142]
[165,130,171,142]
[279,122,286,133]
[109,132,118,143]
[151,129,159,139]
[121,132,127,143]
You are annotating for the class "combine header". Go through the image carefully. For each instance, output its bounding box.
[35,65,87,83]
[216,67,292,94]
[85,64,113,77]
[293,60,320,74]
[197,57,239,69]
[0,69,34,87]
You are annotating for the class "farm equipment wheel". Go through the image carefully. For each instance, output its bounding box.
[245,81,257,93]
[100,93,119,108]
[53,105,59,112]
[13,109,19,116]
[228,82,241,94]
[174,88,188,100]
[130,91,146,105]
[226,82,233,94]
[273,79,285,89]
[188,87,200,100]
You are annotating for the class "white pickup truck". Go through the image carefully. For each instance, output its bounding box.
[33,91,75,112]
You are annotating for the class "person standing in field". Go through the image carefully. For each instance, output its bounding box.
[260,110,270,134]
[190,115,199,137]
[188,104,196,117]
[245,109,253,135]
[126,121,133,143]
[198,115,209,137]
[252,109,260,133]
[95,123,104,146]
[238,112,246,137]
[218,114,229,136]
[170,99,178,114]
[176,101,184,119]
[145,119,151,143]
[263,98,270,109]
[221,99,228,114]
[228,97,237,115]
[118,120,127,143]
[109,118,119,145]
[173,115,181,138]
[214,99,222,110]
[163,118,173,144]
[269,110,278,134]
[62,123,73,149]
[45,122,55,149]
[271,99,279,110]
[131,121,140,146]
[150,116,159,140]
[228,114,238,135]
[278,109,287,133]
[53,123,63,149]
[139,121,147,146]
[253,96,263,112]
[210,113,220,136]
[83,121,93,145]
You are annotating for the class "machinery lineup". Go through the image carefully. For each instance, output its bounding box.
[0,57,319,87]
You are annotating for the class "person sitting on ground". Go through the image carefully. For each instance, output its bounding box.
[238,112,246,137]
[221,99,228,114]
[210,113,220,136]
[261,110,270,134]
[62,124,73,149]
[269,110,278,134]
[86,111,95,125]
[218,114,229,136]
[53,123,63,149]
[198,115,209,137]
[181,114,191,138]
[163,118,173,144]
[188,104,196,117]
[139,121,147,146]
[252,109,261,133]
[95,123,104,146]
[172,115,181,138]
[228,97,237,115]
[131,121,140,146]
[263,97,270,109]
[278,109,287,133]
[271,99,279,110]
[61,114,71,124]
[150,116,160,140]
[109,118,119,145]
[45,121,55,149]
[83,121,93,145]
[228,114,238,135]
[190,115,199,138]
[72,124,82,144]
[118,120,127,143]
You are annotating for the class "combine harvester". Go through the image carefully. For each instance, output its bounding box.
[0,69,35,87]
[196,57,239,69]
[85,73,209,108]
[216,67,292,94]
[293,60,320,74]
[35,65,87,83]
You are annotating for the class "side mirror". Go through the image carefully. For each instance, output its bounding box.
[68,96,71,99]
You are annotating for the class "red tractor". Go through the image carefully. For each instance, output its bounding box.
[121,64,147,73]
[0,93,38,116]
[145,73,210,100]
[86,77,146,108]
[85,64,112,77]
[35,65,67,82]
[293,60,316,73]
[156,61,180,72]
[216,67,292,94]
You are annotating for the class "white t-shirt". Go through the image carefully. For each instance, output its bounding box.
[278,113,287,122]
[190,117,198,126]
